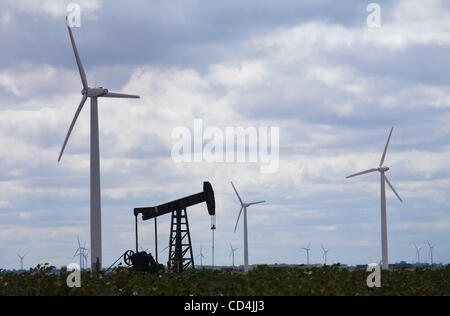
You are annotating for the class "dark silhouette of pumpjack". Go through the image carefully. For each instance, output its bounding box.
[130,182,216,272]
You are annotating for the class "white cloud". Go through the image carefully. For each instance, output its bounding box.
[19,212,33,220]
[0,64,79,99]
[315,225,338,231]
[0,10,13,25]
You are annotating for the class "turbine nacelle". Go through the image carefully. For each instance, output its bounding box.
[378,166,390,172]
[85,87,109,97]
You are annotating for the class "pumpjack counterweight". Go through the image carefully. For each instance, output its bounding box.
[133,182,216,272]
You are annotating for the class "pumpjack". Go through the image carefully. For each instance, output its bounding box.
[122,182,216,273]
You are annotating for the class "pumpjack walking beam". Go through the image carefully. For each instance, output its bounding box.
[134,182,216,272]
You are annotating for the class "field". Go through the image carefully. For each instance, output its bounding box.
[1,264,449,296]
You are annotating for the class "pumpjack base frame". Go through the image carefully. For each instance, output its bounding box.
[168,208,195,272]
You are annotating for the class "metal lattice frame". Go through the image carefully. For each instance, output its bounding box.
[168,208,195,272]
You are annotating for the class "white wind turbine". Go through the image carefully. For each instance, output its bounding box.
[302,241,311,265]
[17,254,26,271]
[413,243,424,264]
[58,19,140,272]
[229,243,238,268]
[321,245,330,265]
[73,236,84,269]
[73,236,89,270]
[426,241,436,266]
[231,181,265,272]
[196,246,206,268]
[346,127,403,270]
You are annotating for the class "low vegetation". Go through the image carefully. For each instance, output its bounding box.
[1,264,448,296]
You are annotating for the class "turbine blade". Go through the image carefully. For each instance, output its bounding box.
[58,95,88,162]
[231,182,244,205]
[346,168,378,179]
[385,175,403,202]
[102,92,140,99]
[66,19,88,90]
[234,206,244,233]
[379,127,394,167]
[247,200,265,206]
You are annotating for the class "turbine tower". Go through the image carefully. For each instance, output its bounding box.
[17,254,26,271]
[346,127,403,270]
[426,240,436,265]
[58,19,140,272]
[231,181,265,272]
[229,243,238,268]
[413,243,424,264]
[321,245,330,265]
[302,241,311,265]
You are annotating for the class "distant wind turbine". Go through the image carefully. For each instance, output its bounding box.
[302,241,311,265]
[346,127,403,270]
[58,19,140,272]
[413,243,424,264]
[426,241,436,265]
[82,245,89,270]
[196,246,206,268]
[73,236,85,269]
[17,254,26,271]
[321,245,330,265]
[231,181,265,272]
[229,243,238,268]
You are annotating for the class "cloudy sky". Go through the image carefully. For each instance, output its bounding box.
[0,0,449,270]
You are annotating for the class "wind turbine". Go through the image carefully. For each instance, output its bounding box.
[229,243,238,268]
[302,241,311,265]
[321,245,330,265]
[58,19,140,272]
[413,243,424,264]
[346,127,403,270]
[82,245,89,270]
[74,236,89,270]
[196,246,206,268]
[426,241,436,265]
[17,254,26,271]
[231,181,265,272]
[73,236,84,269]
